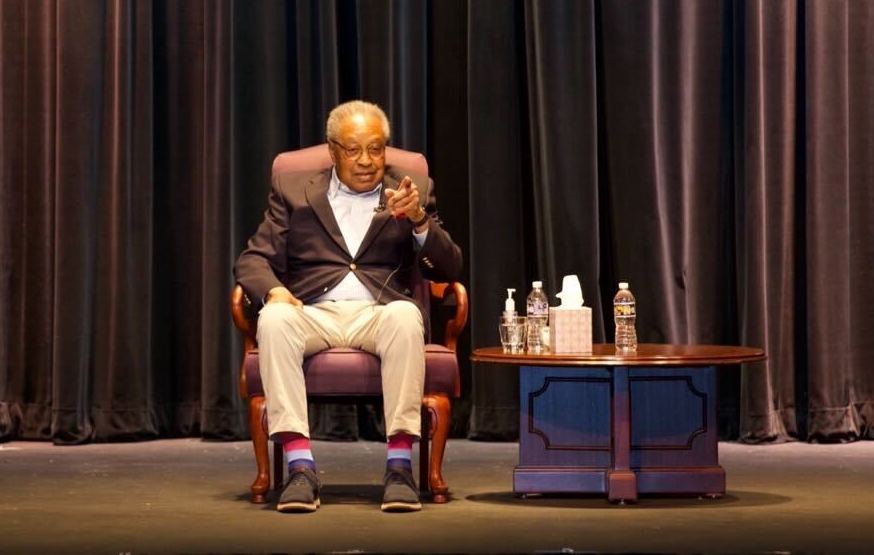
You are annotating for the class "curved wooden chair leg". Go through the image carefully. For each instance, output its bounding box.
[248,396,270,503]
[422,393,451,503]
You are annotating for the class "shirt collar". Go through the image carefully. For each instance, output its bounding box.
[328,167,383,200]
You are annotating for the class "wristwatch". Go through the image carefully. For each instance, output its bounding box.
[411,210,429,228]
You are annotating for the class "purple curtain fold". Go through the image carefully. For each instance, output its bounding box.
[803,1,874,440]
[735,0,800,441]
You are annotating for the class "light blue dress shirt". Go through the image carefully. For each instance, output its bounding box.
[316,168,427,302]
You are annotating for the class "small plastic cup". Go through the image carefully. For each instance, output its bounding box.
[499,316,527,354]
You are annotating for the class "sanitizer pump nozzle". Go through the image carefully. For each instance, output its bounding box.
[503,288,517,322]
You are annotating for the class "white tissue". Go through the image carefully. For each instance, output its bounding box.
[555,274,584,308]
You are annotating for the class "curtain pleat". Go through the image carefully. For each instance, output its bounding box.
[805,0,874,441]
[735,0,799,442]
[467,0,529,439]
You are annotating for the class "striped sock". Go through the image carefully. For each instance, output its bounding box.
[386,432,414,469]
[279,432,315,471]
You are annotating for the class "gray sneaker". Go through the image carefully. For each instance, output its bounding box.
[277,466,320,513]
[381,464,422,512]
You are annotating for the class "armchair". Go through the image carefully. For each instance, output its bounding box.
[231,145,468,504]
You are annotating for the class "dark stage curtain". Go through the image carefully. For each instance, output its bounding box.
[1,0,872,445]
[0,0,469,443]
[467,0,874,443]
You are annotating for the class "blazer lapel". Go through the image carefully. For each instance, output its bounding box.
[305,171,350,255]
[357,173,398,256]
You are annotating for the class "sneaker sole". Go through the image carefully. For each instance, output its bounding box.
[277,498,320,513]
[380,500,422,512]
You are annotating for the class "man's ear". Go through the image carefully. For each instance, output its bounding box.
[327,142,337,165]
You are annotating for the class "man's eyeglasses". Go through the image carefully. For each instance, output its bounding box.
[330,140,386,160]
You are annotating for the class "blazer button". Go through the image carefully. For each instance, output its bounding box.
[349,263,357,271]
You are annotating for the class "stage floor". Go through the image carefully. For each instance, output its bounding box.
[1,438,873,553]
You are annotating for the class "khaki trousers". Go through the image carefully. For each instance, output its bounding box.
[256,300,425,440]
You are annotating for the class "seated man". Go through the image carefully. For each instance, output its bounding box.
[234,100,463,513]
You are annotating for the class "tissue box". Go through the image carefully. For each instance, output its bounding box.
[549,306,592,354]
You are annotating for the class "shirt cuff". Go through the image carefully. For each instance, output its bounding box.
[413,227,428,246]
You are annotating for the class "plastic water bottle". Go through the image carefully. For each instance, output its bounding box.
[526,281,549,353]
[614,282,637,353]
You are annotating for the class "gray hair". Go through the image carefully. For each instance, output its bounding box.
[325,100,391,142]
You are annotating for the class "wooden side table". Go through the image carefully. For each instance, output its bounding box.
[471,344,765,503]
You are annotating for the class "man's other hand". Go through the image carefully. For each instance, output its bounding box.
[266,286,303,307]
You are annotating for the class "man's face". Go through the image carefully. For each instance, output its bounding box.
[328,113,387,193]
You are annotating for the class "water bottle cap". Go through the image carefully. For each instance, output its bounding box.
[618,282,629,290]
[532,280,543,288]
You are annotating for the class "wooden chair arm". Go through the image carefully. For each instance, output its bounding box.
[231,284,257,350]
[429,281,469,352]
[231,284,257,400]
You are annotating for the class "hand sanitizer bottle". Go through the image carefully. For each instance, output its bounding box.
[502,288,517,322]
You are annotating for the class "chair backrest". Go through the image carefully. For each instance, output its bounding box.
[272,144,428,177]
[271,144,433,332]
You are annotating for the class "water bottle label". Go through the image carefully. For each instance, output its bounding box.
[614,302,635,317]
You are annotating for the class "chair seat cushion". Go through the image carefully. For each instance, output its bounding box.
[244,345,459,399]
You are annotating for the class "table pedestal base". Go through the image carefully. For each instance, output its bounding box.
[607,469,637,503]
[513,466,725,496]
[514,467,607,494]
[636,466,725,496]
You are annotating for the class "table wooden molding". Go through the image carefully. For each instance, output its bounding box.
[471,344,765,503]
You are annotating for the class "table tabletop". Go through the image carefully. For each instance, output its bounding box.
[471,343,766,367]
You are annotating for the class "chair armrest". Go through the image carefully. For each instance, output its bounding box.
[231,284,257,350]
[231,284,258,400]
[429,281,469,352]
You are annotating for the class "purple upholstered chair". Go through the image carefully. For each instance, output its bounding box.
[230,144,468,504]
